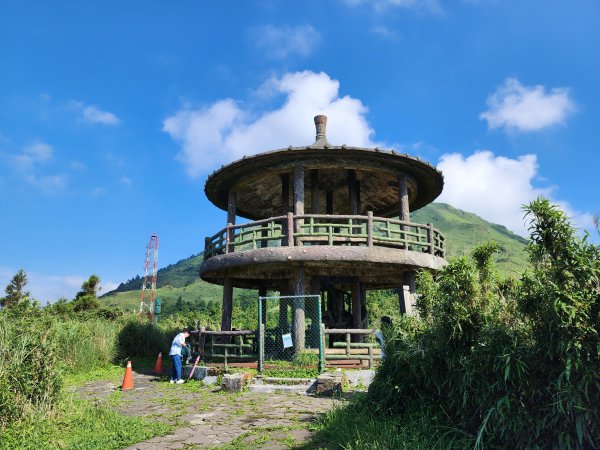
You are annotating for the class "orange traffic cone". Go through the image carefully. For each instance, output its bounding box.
[153,352,163,375]
[121,360,134,391]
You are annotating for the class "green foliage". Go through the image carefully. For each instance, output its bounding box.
[310,395,474,449]
[0,269,29,308]
[367,198,600,449]
[0,315,62,428]
[0,394,172,449]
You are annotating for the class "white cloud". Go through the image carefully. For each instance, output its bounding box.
[25,174,67,192]
[120,176,133,188]
[11,141,53,171]
[252,25,321,59]
[372,25,400,39]
[9,141,67,192]
[342,0,441,13]
[91,186,106,197]
[68,101,120,125]
[0,267,120,305]
[163,70,375,177]
[437,150,593,236]
[480,78,575,132]
[82,105,120,125]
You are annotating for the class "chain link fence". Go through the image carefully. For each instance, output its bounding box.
[257,295,324,375]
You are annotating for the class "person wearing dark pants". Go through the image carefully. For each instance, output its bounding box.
[169,327,190,384]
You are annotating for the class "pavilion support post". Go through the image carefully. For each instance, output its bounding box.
[326,190,333,215]
[221,278,233,331]
[360,282,368,328]
[294,165,305,246]
[281,173,290,245]
[398,271,417,316]
[227,190,237,226]
[351,277,362,342]
[293,266,306,352]
[227,190,237,253]
[310,169,319,214]
[348,170,358,215]
[398,174,410,221]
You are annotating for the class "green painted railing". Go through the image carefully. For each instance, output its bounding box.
[204,212,445,259]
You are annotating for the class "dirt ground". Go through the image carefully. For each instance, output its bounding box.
[75,369,345,449]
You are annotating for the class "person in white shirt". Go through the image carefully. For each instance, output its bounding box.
[169,327,190,384]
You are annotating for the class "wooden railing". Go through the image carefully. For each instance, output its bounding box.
[323,328,382,369]
[204,212,445,259]
[195,328,258,370]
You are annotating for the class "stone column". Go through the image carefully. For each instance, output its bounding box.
[326,190,333,215]
[281,173,290,214]
[348,170,358,215]
[221,278,233,331]
[351,277,362,342]
[398,271,417,316]
[221,189,237,331]
[398,174,410,222]
[227,190,237,227]
[310,169,319,214]
[294,165,305,246]
[293,266,306,352]
[281,173,290,245]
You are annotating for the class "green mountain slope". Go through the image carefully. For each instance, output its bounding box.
[100,203,529,312]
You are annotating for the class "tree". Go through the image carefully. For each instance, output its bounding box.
[76,274,101,299]
[1,269,29,308]
[72,274,101,312]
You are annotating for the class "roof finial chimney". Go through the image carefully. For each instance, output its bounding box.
[312,115,329,148]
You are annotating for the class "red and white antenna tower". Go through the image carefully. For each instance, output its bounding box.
[140,233,159,320]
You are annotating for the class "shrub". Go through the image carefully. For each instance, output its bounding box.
[368,198,600,449]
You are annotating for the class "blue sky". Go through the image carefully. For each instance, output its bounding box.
[1,0,598,302]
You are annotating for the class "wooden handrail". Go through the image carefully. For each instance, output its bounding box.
[203,213,445,259]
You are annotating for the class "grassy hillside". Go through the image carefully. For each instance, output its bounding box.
[100,203,529,312]
[412,202,529,276]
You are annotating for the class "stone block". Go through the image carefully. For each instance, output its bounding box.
[182,366,207,380]
[221,373,252,392]
[315,372,347,396]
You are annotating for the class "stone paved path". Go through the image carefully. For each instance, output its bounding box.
[76,370,344,449]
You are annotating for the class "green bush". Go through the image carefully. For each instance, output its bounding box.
[0,315,62,428]
[368,198,600,449]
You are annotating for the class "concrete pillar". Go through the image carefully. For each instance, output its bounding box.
[348,170,358,215]
[293,266,306,352]
[351,278,362,342]
[398,271,417,315]
[294,165,305,245]
[227,190,237,226]
[221,278,233,331]
[281,173,290,214]
[398,174,410,222]
[294,165,305,216]
[310,169,319,214]
[326,190,333,215]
